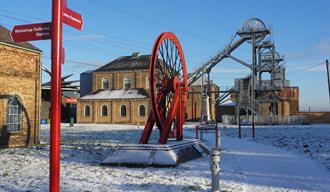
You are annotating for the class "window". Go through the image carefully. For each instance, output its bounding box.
[84,105,91,116]
[139,105,145,116]
[6,96,22,133]
[102,77,109,89]
[101,105,108,116]
[124,77,131,89]
[120,105,127,117]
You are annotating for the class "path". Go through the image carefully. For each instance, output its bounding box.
[188,129,330,191]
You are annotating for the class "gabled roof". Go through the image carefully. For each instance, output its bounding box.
[80,88,149,100]
[94,53,150,72]
[0,25,42,52]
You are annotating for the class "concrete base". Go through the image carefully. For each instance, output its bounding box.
[101,139,209,167]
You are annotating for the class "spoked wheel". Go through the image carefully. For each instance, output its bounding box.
[140,32,188,144]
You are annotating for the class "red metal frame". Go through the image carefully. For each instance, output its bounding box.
[140,32,188,144]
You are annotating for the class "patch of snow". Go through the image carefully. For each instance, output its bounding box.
[220,124,330,171]
[80,89,148,100]
[0,123,329,191]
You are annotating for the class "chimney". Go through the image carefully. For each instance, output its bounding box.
[131,52,140,59]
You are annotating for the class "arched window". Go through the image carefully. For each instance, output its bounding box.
[101,105,108,116]
[102,77,109,90]
[120,105,127,117]
[139,105,145,117]
[84,105,91,116]
[146,76,149,89]
[6,96,22,133]
[123,77,131,89]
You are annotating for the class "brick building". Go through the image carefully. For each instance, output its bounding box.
[0,25,41,147]
[186,78,219,121]
[77,53,151,124]
[77,52,219,124]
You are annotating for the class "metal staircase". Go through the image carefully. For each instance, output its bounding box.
[236,79,274,124]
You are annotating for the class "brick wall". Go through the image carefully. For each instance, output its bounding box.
[0,43,41,147]
[299,112,330,124]
[77,99,149,124]
[93,70,149,91]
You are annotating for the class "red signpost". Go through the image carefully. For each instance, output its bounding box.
[62,6,83,30]
[11,0,82,191]
[49,0,62,191]
[11,22,52,42]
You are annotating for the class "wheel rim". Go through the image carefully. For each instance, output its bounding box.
[149,32,188,131]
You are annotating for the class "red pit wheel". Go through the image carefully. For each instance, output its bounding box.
[140,32,188,144]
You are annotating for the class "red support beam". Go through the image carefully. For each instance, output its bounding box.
[158,90,180,144]
[176,88,183,141]
[139,114,155,144]
[49,0,62,191]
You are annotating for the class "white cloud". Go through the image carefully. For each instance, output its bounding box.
[285,38,330,61]
[312,38,330,55]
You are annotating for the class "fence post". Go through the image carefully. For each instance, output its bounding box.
[211,149,220,192]
[196,125,199,139]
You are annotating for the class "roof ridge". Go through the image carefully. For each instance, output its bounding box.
[0,25,42,52]
[94,54,151,72]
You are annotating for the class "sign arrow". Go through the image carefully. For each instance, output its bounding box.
[11,22,51,42]
[62,6,83,30]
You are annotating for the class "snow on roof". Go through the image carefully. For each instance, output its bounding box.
[80,88,149,100]
[220,99,236,106]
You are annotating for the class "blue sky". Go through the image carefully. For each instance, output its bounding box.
[1,0,329,111]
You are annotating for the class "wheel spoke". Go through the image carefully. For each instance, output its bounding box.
[148,32,187,144]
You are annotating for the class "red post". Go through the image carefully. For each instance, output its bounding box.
[252,115,255,138]
[196,125,199,139]
[49,0,62,191]
[238,115,241,139]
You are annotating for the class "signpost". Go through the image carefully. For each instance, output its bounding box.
[62,6,83,30]
[11,22,51,42]
[11,0,83,191]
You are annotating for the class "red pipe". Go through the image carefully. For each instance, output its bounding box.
[50,0,62,191]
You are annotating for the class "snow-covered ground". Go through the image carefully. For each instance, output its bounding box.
[0,123,329,191]
[220,124,330,171]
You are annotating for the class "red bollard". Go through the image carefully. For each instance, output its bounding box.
[196,125,199,139]
[238,120,241,139]
[252,115,255,139]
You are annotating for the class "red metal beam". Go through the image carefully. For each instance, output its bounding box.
[176,88,183,141]
[159,90,180,144]
[139,114,155,144]
[49,0,62,191]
